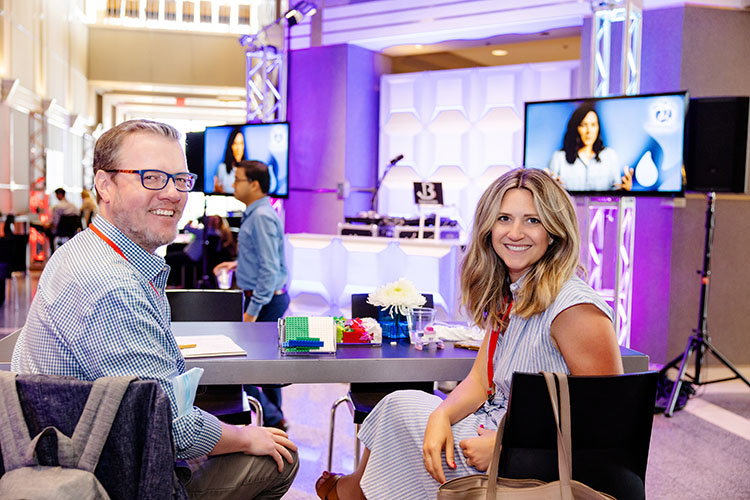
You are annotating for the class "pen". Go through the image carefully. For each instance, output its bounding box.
[179,343,197,349]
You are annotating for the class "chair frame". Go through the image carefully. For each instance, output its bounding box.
[166,289,263,426]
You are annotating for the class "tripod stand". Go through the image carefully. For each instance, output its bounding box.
[660,192,750,417]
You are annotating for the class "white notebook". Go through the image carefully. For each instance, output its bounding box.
[174,335,247,358]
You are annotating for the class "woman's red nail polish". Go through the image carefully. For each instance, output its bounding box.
[479,424,484,428]
[452,461,456,468]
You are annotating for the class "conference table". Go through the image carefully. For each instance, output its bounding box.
[0,322,650,382]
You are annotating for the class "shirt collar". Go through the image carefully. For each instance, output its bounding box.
[241,196,270,223]
[509,270,530,298]
[90,214,168,283]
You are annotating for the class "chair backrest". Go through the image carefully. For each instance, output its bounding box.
[166,289,244,322]
[0,374,183,500]
[498,371,658,500]
[351,293,434,319]
[56,214,82,238]
[0,235,28,273]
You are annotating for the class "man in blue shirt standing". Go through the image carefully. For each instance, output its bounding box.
[214,160,290,430]
[12,120,298,499]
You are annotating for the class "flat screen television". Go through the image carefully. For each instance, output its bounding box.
[203,122,290,198]
[523,92,688,196]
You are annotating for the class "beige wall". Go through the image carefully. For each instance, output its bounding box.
[88,27,246,88]
[0,0,91,215]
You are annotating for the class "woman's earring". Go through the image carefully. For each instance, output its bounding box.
[548,236,554,245]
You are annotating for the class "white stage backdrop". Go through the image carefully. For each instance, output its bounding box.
[377,60,580,233]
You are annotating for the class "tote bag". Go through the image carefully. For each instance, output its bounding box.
[438,372,615,500]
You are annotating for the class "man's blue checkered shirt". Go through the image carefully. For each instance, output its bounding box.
[11,215,222,459]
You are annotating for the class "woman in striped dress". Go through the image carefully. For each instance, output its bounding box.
[316,168,624,500]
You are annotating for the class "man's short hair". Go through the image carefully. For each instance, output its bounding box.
[92,119,181,202]
[237,160,270,195]
[54,188,66,197]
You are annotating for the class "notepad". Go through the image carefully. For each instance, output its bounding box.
[174,335,247,358]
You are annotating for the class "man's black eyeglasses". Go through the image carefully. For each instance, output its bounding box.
[110,169,198,192]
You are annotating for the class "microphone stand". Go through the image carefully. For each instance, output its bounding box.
[370,156,403,214]
[659,192,750,417]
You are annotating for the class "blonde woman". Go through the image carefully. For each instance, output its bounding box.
[316,168,623,500]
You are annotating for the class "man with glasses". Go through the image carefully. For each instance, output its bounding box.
[12,119,298,499]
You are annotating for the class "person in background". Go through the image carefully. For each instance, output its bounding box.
[213,126,247,194]
[315,168,623,500]
[12,119,298,499]
[49,187,79,232]
[547,102,633,191]
[80,188,98,227]
[214,160,290,431]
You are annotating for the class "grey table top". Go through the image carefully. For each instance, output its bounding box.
[0,322,650,383]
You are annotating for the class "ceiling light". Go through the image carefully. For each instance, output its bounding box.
[285,1,317,27]
[491,49,509,56]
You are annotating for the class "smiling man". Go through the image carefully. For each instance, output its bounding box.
[12,119,298,499]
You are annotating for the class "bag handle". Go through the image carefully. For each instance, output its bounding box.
[0,371,35,471]
[543,372,574,499]
[483,411,505,500]
[483,372,574,500]
[0,373,135,473]
[72,376,136,472]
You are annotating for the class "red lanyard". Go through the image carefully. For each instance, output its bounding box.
[487,300,513,397]
[89,223,160,297]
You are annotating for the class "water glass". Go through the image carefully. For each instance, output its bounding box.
[217,268,233,289]
[407,307,436,344]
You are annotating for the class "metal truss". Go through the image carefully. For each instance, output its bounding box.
[584,197,635,347]
[590,0,642,97]
[586,0,642,347]
[244,46,284,122]
[28,112,48,263]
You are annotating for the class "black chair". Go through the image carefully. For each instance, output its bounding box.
[53,214,82,251]
[498,371,658,500]
[166,289,263,426]
[328,293,437,470]
[0,235,28,309]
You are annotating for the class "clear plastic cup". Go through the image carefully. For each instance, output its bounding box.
[407,307,436,345]
[217,268,233,289]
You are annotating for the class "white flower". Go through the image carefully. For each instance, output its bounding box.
[367,278,426,317]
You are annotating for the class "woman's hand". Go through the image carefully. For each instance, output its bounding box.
[423,409,455,483]
[617,167,634,191]
[458,426,497,472]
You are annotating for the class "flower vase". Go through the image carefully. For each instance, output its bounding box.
[378,308,409,339]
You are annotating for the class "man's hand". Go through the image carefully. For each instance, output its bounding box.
[213,260,238,276]
[243,313,257,323]
[241,426,297,472]
[616,167,634,191]
[458,427,497,472]
[423,409,455,483]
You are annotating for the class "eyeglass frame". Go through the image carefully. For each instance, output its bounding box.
[106,169,198,192]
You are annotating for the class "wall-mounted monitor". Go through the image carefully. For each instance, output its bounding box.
[523,92,688,196]
[203,122,290,198]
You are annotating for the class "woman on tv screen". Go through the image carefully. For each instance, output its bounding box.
[214,126,247,194]
[548,102,633,191]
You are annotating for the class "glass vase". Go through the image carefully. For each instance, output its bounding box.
[378,308,409,339]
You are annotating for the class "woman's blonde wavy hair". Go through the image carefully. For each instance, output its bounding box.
[460,168,583,332]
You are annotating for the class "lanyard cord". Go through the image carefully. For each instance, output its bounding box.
[89,223,160,297]
[487,300,513,397]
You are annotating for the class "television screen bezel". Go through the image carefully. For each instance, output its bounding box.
[203,121,290,199]
[523,91,688,198]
